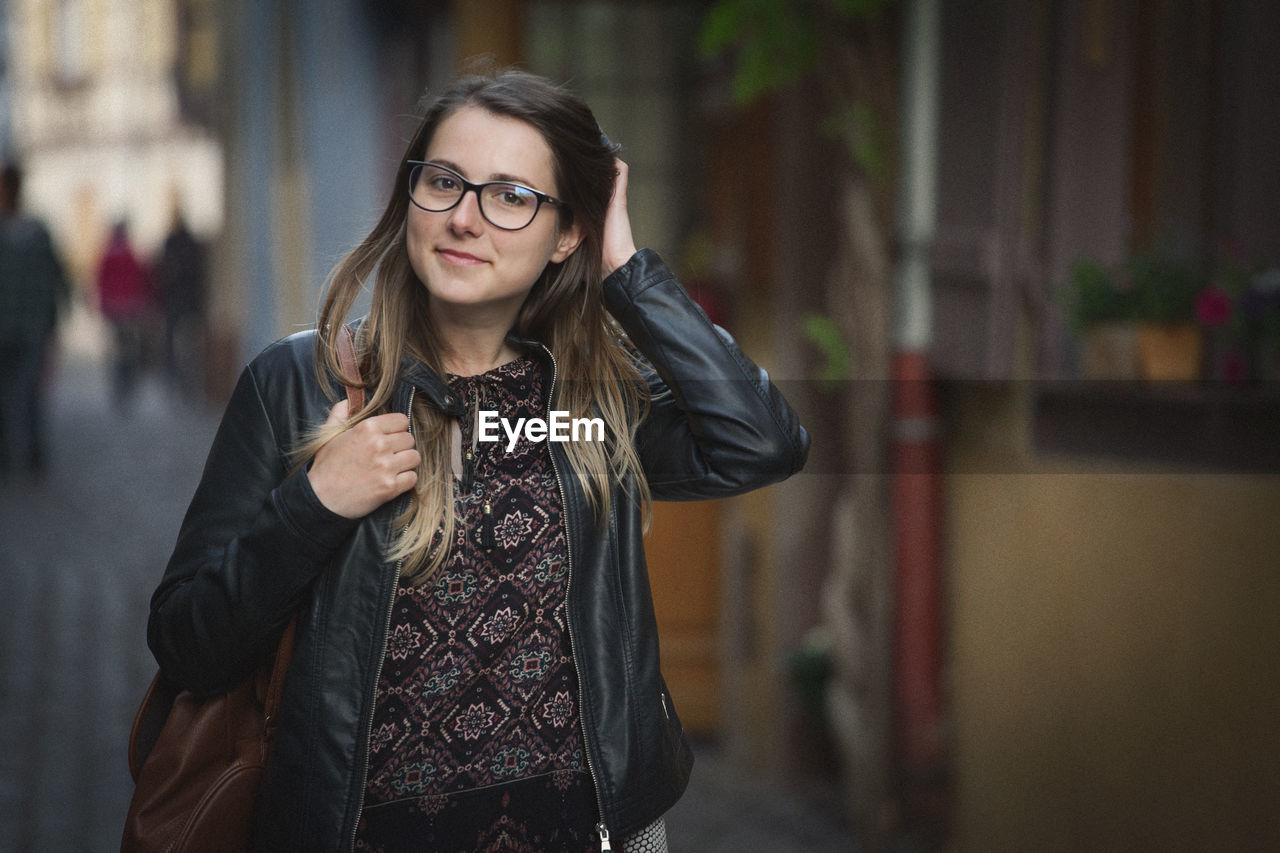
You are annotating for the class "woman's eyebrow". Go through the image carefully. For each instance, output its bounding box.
[429,158,542,189]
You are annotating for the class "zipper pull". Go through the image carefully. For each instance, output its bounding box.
[597,823,612,852]
[481,499,496,549]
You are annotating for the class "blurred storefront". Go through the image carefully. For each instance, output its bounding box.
[5,0,223,305]
[932,1,1280,849]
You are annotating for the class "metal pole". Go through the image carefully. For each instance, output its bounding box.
[890,0,945,827]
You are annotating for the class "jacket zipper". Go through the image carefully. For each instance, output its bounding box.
[539,344,612,851]
[347,387,414,851]
[345,362,614,849]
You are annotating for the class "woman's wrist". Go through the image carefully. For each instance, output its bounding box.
[603,246,638,278]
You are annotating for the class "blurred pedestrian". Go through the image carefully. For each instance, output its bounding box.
[146,70,809,852]
[153,210,206,399]
[96,220,153,411]
[0,162,68,480]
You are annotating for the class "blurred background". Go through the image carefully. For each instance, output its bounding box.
[1,0,1279,851]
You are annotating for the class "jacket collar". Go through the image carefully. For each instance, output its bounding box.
[395,333,554,418]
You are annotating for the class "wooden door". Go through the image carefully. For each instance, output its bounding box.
[645,499,722,735]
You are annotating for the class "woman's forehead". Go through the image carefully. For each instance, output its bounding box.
[424,106,556,191]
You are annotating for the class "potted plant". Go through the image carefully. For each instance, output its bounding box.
[1069,249,1278,382]
[1126,253,1204,381]
[1065,258,1140,379]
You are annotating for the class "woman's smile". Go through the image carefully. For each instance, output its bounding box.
[436,247,485,266]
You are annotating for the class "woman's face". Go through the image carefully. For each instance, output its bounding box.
[406,105,583,327]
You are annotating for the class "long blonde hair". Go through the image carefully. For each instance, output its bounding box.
[301,70,650,585]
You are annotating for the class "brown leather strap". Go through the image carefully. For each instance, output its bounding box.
[337,323,365,414]
[264,324,365,728]
[262,619,295,727]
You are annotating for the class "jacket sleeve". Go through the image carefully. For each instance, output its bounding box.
[147,354,359,695]
[603,249,809,500]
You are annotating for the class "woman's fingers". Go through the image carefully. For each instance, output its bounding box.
[325,397,350,425]
[602,158,638,276]
[308,405,419,519]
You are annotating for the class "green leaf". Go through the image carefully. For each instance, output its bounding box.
[803,312,853,383]
[699,0,820,103]
[698,0,746,58]
[823,101,888,179]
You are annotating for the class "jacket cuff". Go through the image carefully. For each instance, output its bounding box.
[271,466,361,560]
[602,248,672,313]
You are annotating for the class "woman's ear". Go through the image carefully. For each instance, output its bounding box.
[550,221,585,264]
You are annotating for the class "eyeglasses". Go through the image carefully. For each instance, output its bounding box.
[406,160,562,231]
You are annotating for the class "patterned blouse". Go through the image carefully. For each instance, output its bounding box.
[356,355,598,852]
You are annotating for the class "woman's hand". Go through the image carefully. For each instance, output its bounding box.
[307,400,420,519]
[602,158,638,277]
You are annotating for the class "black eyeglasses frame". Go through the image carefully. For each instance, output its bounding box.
[406,160,562,232]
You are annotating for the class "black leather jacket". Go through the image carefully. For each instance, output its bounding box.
[148,250,809,850]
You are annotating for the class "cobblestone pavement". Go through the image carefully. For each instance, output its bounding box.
[0,344,220,852]
[0,340,855,852]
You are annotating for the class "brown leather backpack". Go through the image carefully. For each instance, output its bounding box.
[121,326,363,852]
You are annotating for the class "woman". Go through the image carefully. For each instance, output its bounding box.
[96,220,153,410]
[149,70,808,852]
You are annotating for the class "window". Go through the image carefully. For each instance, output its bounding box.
[524,1,700,261]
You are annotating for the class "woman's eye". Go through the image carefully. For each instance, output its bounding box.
[428,175,459,192]
[493,187,532,208]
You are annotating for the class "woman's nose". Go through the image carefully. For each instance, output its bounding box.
[449,188,485,235]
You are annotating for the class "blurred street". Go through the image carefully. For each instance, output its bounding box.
[0,317,854,852]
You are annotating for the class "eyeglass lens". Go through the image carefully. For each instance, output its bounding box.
[409,163,543,230]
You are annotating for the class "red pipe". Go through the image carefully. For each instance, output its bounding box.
[891,349,944,778]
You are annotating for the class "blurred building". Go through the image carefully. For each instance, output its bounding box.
[931,2,1280,849]
[4,0,223,294]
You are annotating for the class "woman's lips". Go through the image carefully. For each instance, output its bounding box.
[437,248,485,266]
